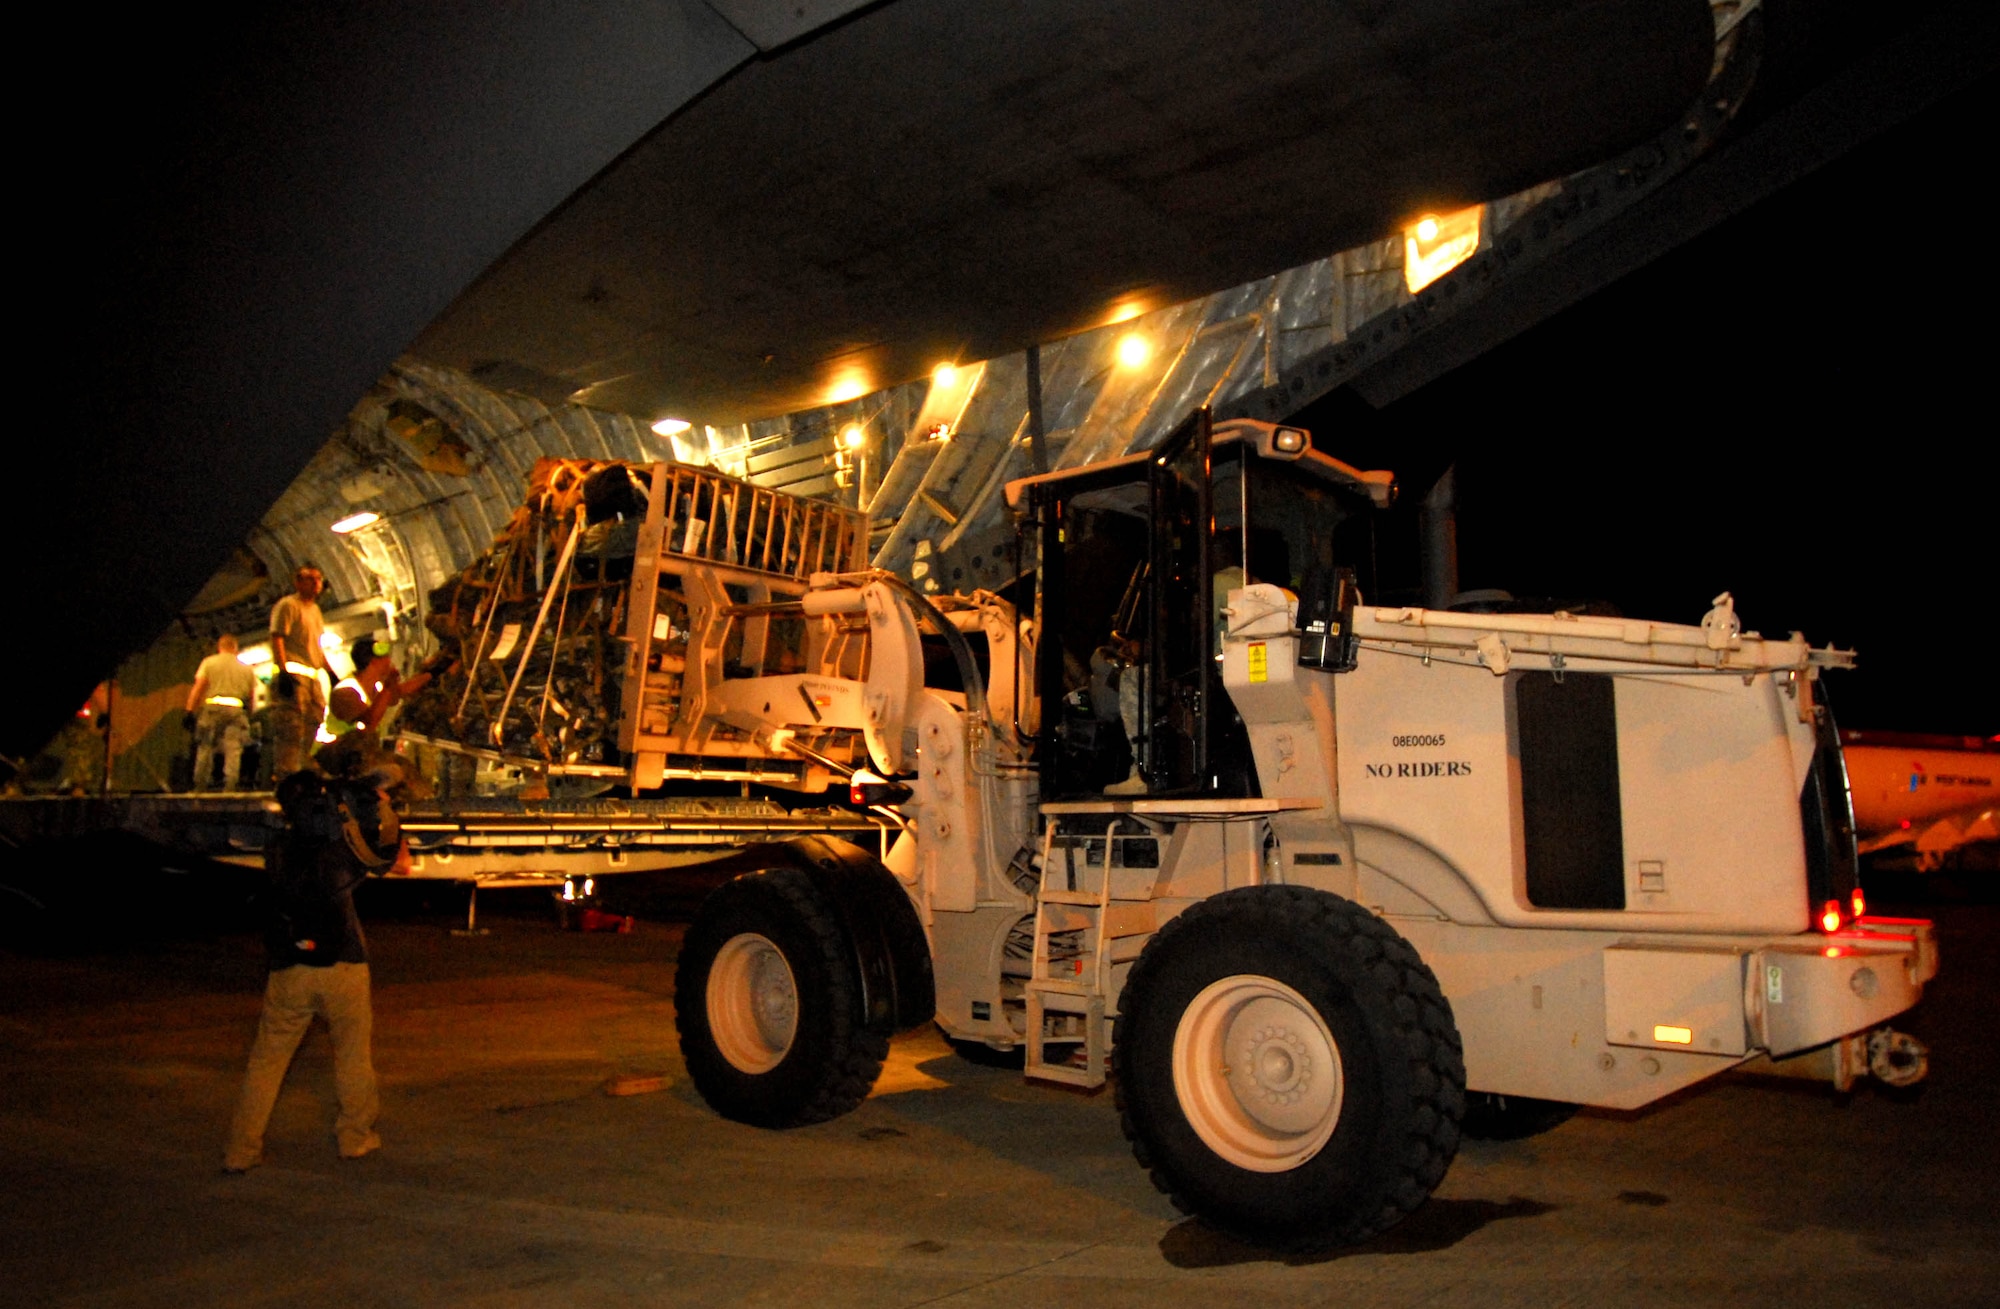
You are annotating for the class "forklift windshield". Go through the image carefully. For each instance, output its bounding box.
[1027,412,1377,801]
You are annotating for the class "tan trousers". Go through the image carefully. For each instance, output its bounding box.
[268,678,325,781]
[223,962,378,1169]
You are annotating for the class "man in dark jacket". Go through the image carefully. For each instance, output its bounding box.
[221,762,401,1172]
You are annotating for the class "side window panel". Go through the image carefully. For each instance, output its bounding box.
[1515,671,1627,909]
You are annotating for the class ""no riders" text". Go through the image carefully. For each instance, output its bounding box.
[1364,760,1472,779]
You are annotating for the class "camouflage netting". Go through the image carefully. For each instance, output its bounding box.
[399,457,651,765]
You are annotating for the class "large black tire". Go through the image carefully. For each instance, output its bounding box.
[1114,885,1464,1245]
[675,869,887,1127]
[1460,1092,1578,1141]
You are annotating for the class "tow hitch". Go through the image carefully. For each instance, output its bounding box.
[1740,1025,1930,1092]
[1866,1028,1929,1088]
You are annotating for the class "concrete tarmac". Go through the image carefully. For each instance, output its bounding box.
[4,889,1998,1308]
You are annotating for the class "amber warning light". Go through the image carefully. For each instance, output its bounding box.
[850,769,913,808]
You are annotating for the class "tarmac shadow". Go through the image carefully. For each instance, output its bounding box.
[1159,1195,1559,1267]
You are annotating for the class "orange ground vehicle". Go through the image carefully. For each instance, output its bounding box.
[1844,730,1999,869]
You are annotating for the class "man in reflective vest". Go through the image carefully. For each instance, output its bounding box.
[186,633,258,790]
[327,634,431,739]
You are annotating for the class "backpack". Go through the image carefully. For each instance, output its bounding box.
[264,770,402,965]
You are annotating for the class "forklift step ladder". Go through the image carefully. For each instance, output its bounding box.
[1025,820,1110,1086]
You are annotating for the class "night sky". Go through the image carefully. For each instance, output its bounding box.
[1296,73,1997,738]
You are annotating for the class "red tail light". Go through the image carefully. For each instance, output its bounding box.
[848,768,913,807]
[1820,900,1843,933]
[1850,887,1866,919]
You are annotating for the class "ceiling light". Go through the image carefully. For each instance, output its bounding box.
[651,417,693,436]
[824,369,871,404]
[932,363,959,387]
[840,423,867,450]
[1404,205,1483,294]
[330,511,379,534]
[1115,333,1151,369]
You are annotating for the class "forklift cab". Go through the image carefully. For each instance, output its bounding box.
[1014,409,1391,802]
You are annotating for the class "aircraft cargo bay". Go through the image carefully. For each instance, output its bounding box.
[4,1,1996,1303]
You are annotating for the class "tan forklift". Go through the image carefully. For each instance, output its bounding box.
[653,408,1935,1245]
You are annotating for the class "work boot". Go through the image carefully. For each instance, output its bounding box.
[1104,767,1148,796]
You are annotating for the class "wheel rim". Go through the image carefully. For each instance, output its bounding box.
[1171,974,1344,1172]
[707,932,798,1073]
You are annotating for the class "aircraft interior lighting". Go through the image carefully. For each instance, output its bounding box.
[824,369,871,404]
[1404,204,1484,294]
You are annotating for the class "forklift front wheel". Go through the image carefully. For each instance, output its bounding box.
[707,932,799,1075]
[676,869,887,1127]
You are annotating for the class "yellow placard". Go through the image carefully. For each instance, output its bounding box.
[1248,641,1268,683]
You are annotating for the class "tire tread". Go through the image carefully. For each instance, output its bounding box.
[675,868,887,1127]
[1113,885,1464,1245]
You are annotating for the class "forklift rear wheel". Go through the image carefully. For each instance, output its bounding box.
[676,869,887,1127]
[1115,886,1464,1245]
[1172,973,1345,1171]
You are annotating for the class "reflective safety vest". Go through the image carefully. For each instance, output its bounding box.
[326,677,367,737]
